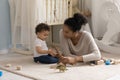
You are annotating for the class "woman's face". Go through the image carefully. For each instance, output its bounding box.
[63,24,75,38]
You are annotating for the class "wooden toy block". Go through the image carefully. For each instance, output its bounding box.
[113,60,120,65]
[109,59,115,64]
[52,45,69,65]
[16,66,22,70]
[50,65,58,69]
[5,64,12,67]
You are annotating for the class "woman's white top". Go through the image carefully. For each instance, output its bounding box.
[59,30,101,62]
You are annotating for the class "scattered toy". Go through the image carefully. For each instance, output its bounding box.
[105,60,111,65]
[95,60,104,65]
[109,59,115,64]
[113,60,120,65]
[56,62,68,72]
[5,64,12,67]
[50,65,58,69]
[16,66,22,70]
[0,71,3,77]
[52,45,69,65]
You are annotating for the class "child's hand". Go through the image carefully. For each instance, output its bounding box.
[48,49,56,57]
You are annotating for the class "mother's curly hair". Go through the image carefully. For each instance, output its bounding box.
[64,13,88,32]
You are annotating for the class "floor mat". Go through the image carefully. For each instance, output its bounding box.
[0,52,120,80]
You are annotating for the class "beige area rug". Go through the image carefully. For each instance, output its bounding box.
[0,52,120,80]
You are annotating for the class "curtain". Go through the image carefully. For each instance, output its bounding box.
[36,0,48,23]
[9,0,37,51]
[9,0,71,53]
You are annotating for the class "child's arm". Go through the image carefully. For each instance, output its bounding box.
[36,46,48,54]
[36,46,56,56]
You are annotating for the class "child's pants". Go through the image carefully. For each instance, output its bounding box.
[34,55,58,64]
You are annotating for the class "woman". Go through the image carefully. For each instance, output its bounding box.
[60,13,101,64]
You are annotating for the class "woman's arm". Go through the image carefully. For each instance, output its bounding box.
[66,32,101,64]
[60,30,101,64]
[82,32,101,62]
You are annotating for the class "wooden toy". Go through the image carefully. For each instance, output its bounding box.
[56,62,67,72]
[104,59,120,65]
[51,45,69,72]
[52,45,69,65]
[109,59,115,64]
[95,60,104,65]
[50,65,58,69]
[5,64,12,67]
[113,60,120,65]
[16,66,22,70]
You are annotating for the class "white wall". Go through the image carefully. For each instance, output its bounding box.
[0,0,11,52]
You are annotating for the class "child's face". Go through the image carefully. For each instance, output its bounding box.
[37,30,49,40]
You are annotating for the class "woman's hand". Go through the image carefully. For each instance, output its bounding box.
[61,57,77,65]
[66,57,77,65]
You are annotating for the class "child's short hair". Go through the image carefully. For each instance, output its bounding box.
[35,23,50,34]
